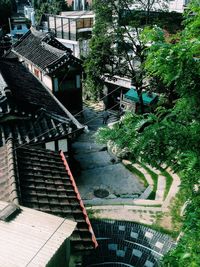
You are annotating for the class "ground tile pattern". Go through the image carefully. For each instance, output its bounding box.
[83,219,176,267]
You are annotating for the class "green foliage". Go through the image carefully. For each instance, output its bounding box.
[84,0,182,100]
[124,163,148,187]
[0,0,17,31]
[83,0,115,100]
[96,1,200,265]
[120,9,183,33]
[162,194,200,267]
[139,163,158,200]
[34,0,71,22]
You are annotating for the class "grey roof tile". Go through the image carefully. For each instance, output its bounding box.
[10,28,81,73]
[0,140,97,251]
[0,60,82,147]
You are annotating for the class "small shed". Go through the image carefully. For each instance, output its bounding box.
[0,201,76,267]
[120,87,158,113]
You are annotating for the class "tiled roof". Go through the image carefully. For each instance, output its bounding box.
[0,139,97,251]
[0,109,72,147]
[0,59,66,116]
[10,27,81,74]
[0,141,19,203]
[0,59,83,147]
[0,201,76,267]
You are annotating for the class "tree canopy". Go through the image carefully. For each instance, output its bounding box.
[0,0,17,32]
[33,0,71,22]
[84,0,182,103]
[96,1,200,265]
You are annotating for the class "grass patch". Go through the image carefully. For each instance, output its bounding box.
[160,168,173,198]
[124,164,148,187]
[153,164,173,199]
[140,162,173,199]
[170,189,186,232]
[90,217,178,238]
[150,223,179,238]
[140,163,158,200]
[86,208,101,219]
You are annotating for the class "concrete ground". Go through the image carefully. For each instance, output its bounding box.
[72,103,145,204]
[71,102,181,228]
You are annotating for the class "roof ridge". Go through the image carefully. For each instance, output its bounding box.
[5,139,20,204]
[41,41,66,56]
[60,151,98,249]
[13,29,32,48]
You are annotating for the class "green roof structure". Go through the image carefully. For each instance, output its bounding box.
[124,87,158,106]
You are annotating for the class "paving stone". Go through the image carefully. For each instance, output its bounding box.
[76,163,144,200]
[155,175,166,201]
[72,141,106,154]
[74,151,116,170]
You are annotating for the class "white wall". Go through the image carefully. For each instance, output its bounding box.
[58,139,68,152]
[56,38,80,58]
[169,0,185,13]
[41,73,53,91]
[130,0,187,13]
[45,141,55,151]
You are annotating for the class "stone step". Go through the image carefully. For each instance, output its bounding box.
[132,199,162,206]
[139,185,153,200]
[155,175,166,201]
[132,163,154,186]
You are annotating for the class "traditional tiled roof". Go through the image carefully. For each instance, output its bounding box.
[0,141,19,203]
[0,139,97,251]
[9,27,81,74]
[0,59,83,147]
[0,59,66,115]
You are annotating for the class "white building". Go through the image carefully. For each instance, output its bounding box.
[130,0,190,13]
[169,0,190,13]
[41,11,94,58]
[24,6,35,26]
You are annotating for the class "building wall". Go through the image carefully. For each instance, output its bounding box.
[22,60,53,91]
[41,14,93,58]
[46,239,71,267]
[41,73,53,91]
[45,139,68,152]
[11,23,29,40]
[57,38,80,58]
[169,0,186,13]
[19,54,82,113]
[66,0,92,10]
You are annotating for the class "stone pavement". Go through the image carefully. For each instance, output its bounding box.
[72,102,181,226]
[72,102,144,203]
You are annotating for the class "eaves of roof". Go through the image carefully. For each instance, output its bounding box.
[0,139,98,251]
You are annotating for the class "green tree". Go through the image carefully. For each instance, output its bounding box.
[84,0,181,109]
[0,0,17,32]
[96,1,200,265]
[34,0,71,22]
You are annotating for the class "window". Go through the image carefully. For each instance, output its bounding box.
[61,79,76,90]
[17,25,22,30]
[45,141,55,151]
[76,75,81,89]
[58,139,68,152]
[53,78,59,92]
[34,68,40,78]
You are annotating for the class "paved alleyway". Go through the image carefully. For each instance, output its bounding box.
[71,103,144,205]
